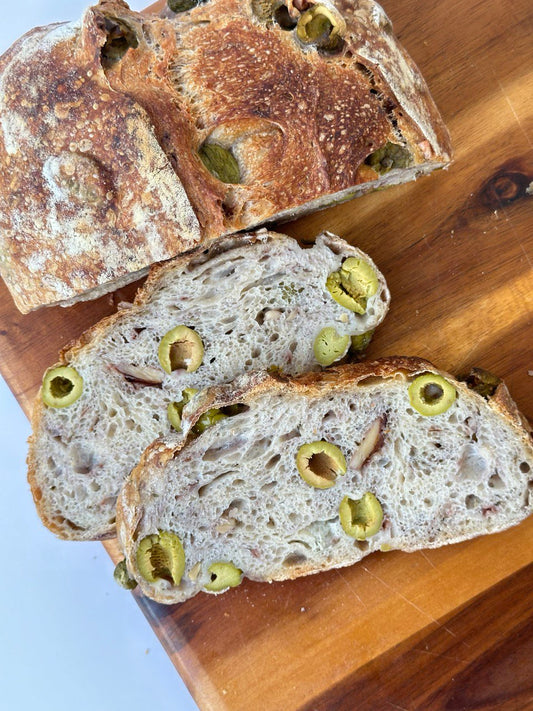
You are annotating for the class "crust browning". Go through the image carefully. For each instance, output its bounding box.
[1,0,451,312]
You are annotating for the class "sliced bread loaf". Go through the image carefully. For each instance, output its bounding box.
[0,0,451,312]
[28,231,389,540]
[116,358,533,604]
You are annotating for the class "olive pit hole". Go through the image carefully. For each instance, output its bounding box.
[49,376,75,399]
[169,340,193,371]
[421,382,444,404]
[307,451,338,483]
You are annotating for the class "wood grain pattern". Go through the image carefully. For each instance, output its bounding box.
[1,0,532,708]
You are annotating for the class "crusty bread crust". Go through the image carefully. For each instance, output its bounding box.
[117,357,533,604]
[0,0,451,312]
[0,6,201,314]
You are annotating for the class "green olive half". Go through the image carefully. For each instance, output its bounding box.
[339,493,383,539]
[136,531,185,586]
[113,559,137,590]
[167,0,199,12]
[167,388,199,431]
[158,326,204,374]
[314,327,350,366]
[408,373,456,416]
[350,330,374,354]
[296,441,346,489]
[204,561,243,592]
[296,5,345,51]
[198,143,241,184]
[41,366,83,408]
[458,367,501,399]
[365,142,412,175]
[194,408,227,434]
[326,258,378,314]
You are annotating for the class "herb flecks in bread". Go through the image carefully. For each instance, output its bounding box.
[0,0,451,312]
[27,231,390,540]
[116,358,533,605]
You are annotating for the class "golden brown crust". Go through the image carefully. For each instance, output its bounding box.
[0,3,201,313]
[0,0,451,312]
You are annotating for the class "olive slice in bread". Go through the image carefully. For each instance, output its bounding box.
[28,230,390,540]
[116,359,533,604]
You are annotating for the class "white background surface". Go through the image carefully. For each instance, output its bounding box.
[0,2,199,709]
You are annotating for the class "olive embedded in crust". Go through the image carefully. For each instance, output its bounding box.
[167,0,199,13]
[326,257,379,314]
[158,326,204,374]
[408,373,456,416]
[458,367,501,399]
[204,562,243,592]
[198,143,242,184]
[339,492,383,539]
[296,5,345,51]
[41,366,83,408]
[365,142,412,175]
[313,327,350,366]
[136,531,185,586]
[296,441,347,489]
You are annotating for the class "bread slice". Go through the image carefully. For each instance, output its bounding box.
[116,359,533,604]
[27,230,390,540]
[0,0,451,312]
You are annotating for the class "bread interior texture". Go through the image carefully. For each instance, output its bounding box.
[127,373,533,602]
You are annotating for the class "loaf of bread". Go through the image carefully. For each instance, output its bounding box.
[0,0,451,312]
[27,230,390,540]
[116,358,533,604]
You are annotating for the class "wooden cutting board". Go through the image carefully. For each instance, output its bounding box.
[1,0,532,708]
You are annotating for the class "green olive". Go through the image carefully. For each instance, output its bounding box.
[313,327,350,366]
[458,367,501,399]
[326,257,379,314]
[167,0,198,12]
[41,366,83,408]
[296,441,346,489]
[167,388,199,431]
[113,559,137,590]
[198,143,241,184]
[194,408,227,434]
[158,326,204,374]
[136,531,185,586]
[204,561,243,592]
[408,373,456,416]
[365,142,412,175]
[339,492,383,539]
[350,330,374,354]
[296,5,344,50]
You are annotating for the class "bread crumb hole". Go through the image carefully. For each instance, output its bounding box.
[465,494,480,509]
[488,473,505,489]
